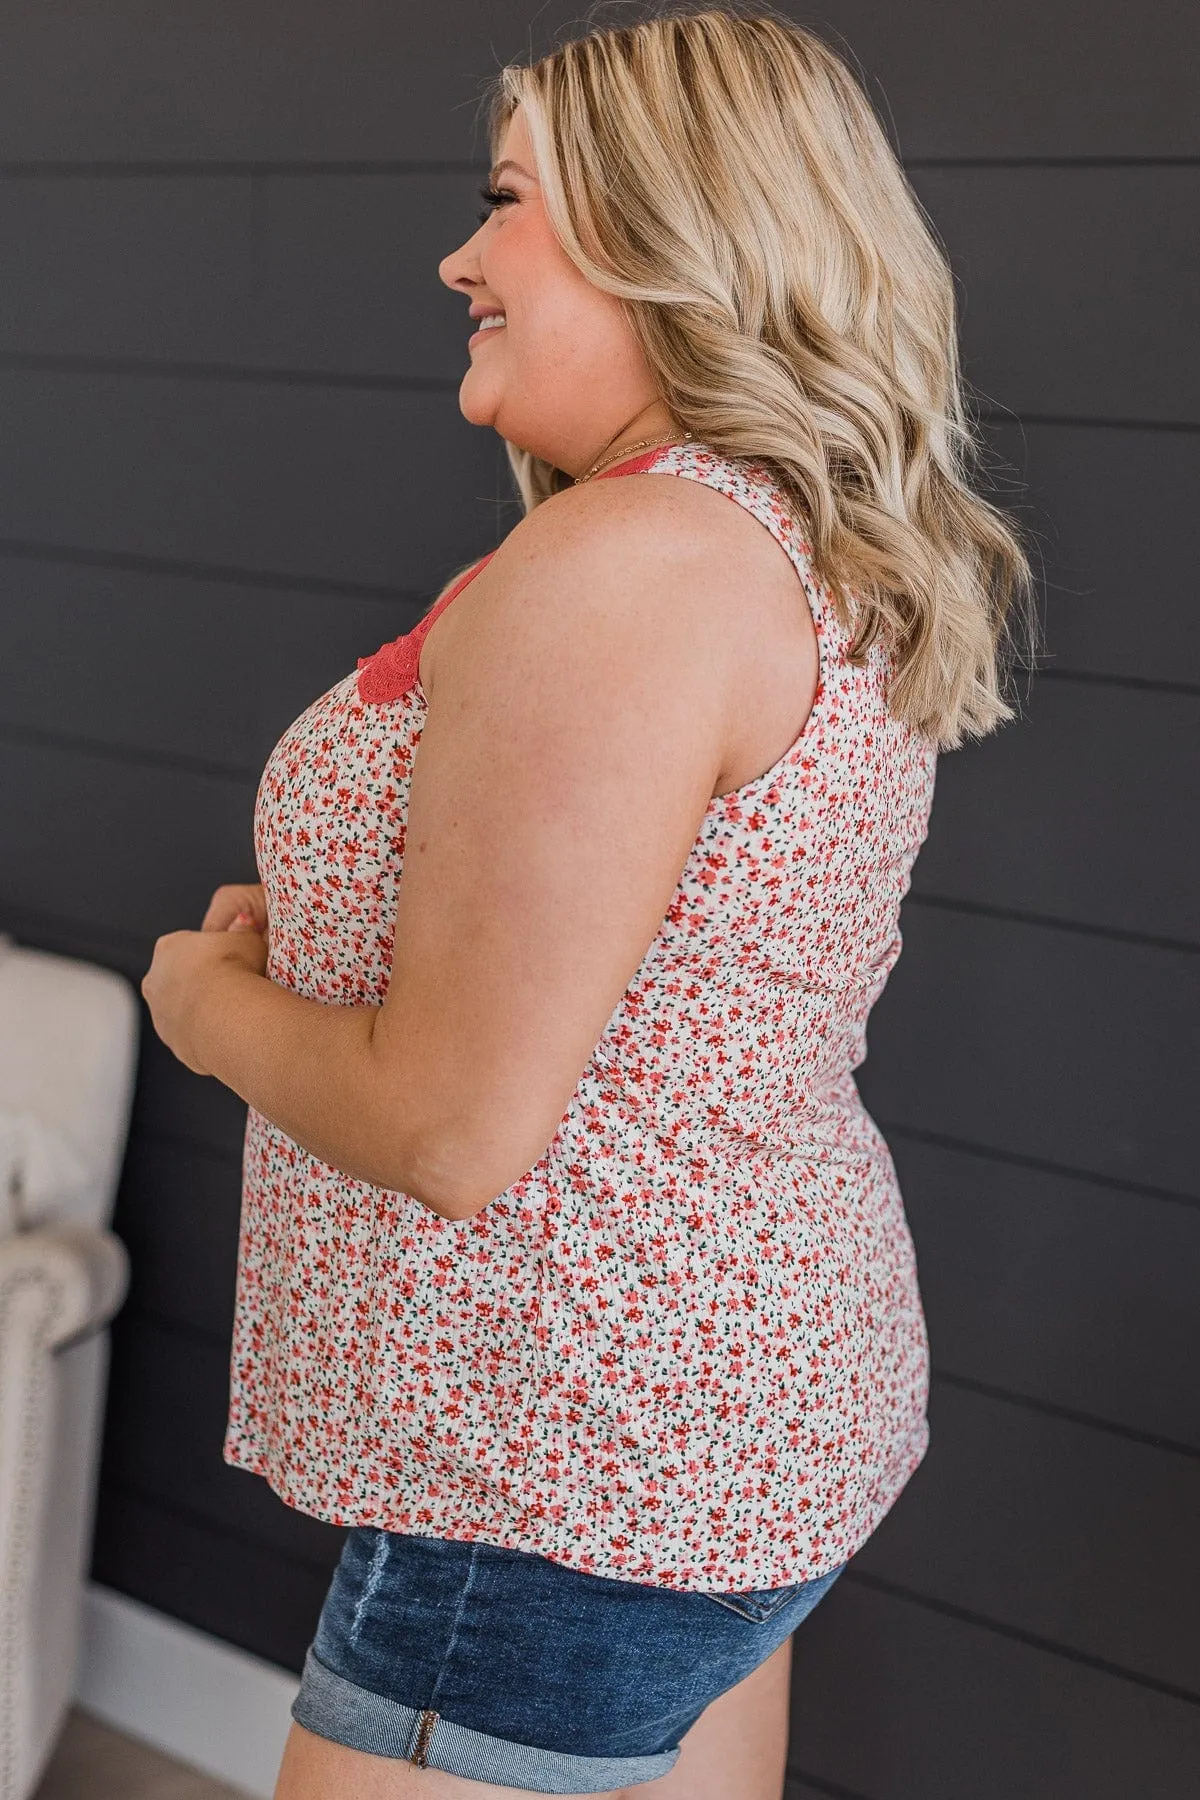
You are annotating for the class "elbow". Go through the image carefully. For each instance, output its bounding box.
[407,1181,501,1226]
[389,1136,497,1224]
[393,1123,550,1224]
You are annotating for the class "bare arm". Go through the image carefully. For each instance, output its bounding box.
[162,475,747,1219]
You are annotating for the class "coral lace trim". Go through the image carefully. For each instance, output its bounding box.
[355,553,494,703]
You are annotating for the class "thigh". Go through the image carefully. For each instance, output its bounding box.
[615,1637,794,1800]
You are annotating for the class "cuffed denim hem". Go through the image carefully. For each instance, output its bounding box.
[291,1645,682,1794]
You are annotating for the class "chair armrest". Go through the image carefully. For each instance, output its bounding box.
[0,1223,129,1797]
[0,1224,129,1352]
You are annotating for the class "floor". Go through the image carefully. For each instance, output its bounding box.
[33,1709,254,1800]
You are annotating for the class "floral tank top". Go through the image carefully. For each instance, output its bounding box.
[224,441,939,1593]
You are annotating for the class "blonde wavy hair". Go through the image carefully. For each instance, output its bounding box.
[473,1,1038,751]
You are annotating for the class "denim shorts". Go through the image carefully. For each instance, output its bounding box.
[292,1526,847,1794]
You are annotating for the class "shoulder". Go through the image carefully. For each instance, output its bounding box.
[419,458,810,733]
[510,458,778,571]
[419,472,757,760]
[466,462,790,650]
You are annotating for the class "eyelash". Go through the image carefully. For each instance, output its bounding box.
[477,185,516,223]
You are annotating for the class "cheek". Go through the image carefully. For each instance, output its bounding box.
[490,225,587,330]
[508,278,614,363]
[482,223,633,368]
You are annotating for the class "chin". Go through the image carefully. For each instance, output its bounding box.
[457,385,501,429]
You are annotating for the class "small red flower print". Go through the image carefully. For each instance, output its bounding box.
[224,441,937,1594]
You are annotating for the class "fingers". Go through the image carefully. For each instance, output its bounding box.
[201,882,267,932]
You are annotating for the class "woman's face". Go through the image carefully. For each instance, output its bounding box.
[438,104,672,476]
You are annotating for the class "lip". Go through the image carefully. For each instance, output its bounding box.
[468,319,506,347]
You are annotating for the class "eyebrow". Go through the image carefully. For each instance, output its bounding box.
[488,159,536,184]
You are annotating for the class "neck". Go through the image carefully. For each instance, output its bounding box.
[566,403,681,482]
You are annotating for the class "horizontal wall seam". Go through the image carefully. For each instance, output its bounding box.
[0,350,459,392]
[0,355,1197,430]
[0,534,425,601]
[879,1121,1200,1210]
[1035,667,1200,697]
[0,716,260,782]
[841,1569,1200,1708]
[785,1766,873,1800]
[930,1369,1200,1461]
[907,155,1200,169]
[0,159,490,178]
[906,890,1200,955]
[975,407,1200,434]
[0,155,1195,178]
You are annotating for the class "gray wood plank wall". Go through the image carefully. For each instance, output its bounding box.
[1,4,1195,1792]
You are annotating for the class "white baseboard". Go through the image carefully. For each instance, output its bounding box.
[74,1583,300,1797]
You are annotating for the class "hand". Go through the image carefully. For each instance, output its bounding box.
[142,924,268,1075]
[201,881,269,940]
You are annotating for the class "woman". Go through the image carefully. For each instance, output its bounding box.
[143,6,1034,1796]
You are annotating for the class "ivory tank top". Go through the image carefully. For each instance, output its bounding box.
[224,440,939,1592]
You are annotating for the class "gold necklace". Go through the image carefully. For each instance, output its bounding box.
[574,429,694,485]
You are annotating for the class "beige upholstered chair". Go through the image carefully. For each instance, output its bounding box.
[0,935,137,1800]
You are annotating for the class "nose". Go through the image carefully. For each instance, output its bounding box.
[438,224,485,295]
